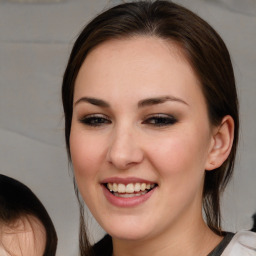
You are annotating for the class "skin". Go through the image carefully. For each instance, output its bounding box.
[0,215,46,256]
[70,36,234,256]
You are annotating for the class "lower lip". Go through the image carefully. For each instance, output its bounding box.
[102,185,156,207]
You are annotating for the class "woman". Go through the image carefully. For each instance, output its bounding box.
[0,174,57,256]
[62,1,256,255]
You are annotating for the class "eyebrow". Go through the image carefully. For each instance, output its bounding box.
[138,96,189,107]
[74,95,188,108]
[74,97,110,107]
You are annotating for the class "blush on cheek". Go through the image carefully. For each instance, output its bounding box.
[153,136,206,182]
[70,133,108,181]
[71,150,100,178]
[152,141,187,172]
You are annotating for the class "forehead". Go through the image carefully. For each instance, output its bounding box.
[0,215,46,256]
[74,36,204,108]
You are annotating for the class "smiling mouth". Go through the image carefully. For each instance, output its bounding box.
[104,182,157,198]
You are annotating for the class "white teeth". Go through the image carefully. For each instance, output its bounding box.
[113,183,118,192]
[126,183,134,193]
[107,183,113,191]
[106,182,156,194]
[134,183,140,192]
[114,190,147,198]
[141,183,146,191]
[118,184,126,193]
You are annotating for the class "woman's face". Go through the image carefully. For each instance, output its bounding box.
[70,36,216,241]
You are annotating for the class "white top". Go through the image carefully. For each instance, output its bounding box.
[222,231,256,256]
[0,246,8,256]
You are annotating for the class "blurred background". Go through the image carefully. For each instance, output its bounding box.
[0,0,255,255]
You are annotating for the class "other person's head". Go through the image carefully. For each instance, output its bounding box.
[0,174,57,256]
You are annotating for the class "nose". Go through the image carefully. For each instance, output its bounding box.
[106,126,144,170]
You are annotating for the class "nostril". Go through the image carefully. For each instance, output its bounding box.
[107,151,142,170]
[107,146,144,170]
[106,129,144,169]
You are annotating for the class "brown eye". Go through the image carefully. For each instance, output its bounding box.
[143,114,177,127]
[79,114,111,127]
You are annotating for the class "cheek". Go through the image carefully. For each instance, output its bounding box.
[69,127,108,207]
[70,129,103,177]
[150,136,208,213]
[149,131,209,184]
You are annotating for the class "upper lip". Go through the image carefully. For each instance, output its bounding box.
[101,177,157,185]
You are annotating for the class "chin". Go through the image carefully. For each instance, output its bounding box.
[103,220,152,241]
[110,229,149,241]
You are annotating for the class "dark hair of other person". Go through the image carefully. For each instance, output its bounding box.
[0,174,58,256]
[251,213,256,232]
[61,1,239,255]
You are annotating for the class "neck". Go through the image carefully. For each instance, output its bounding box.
[112,215,222,256]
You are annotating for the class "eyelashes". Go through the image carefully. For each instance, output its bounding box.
[142,114,177,127]
[79,114,111,127]
[79,113,177,127]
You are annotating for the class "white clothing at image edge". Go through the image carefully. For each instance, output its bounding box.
[222,231,256,255]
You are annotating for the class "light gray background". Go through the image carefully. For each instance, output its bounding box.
[0,0,255,255]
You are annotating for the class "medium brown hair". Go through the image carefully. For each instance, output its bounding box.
[62,1,239,255]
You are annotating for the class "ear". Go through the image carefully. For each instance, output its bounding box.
[205,115,235,171]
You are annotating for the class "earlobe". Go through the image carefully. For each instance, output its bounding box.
[205,115,234,171]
